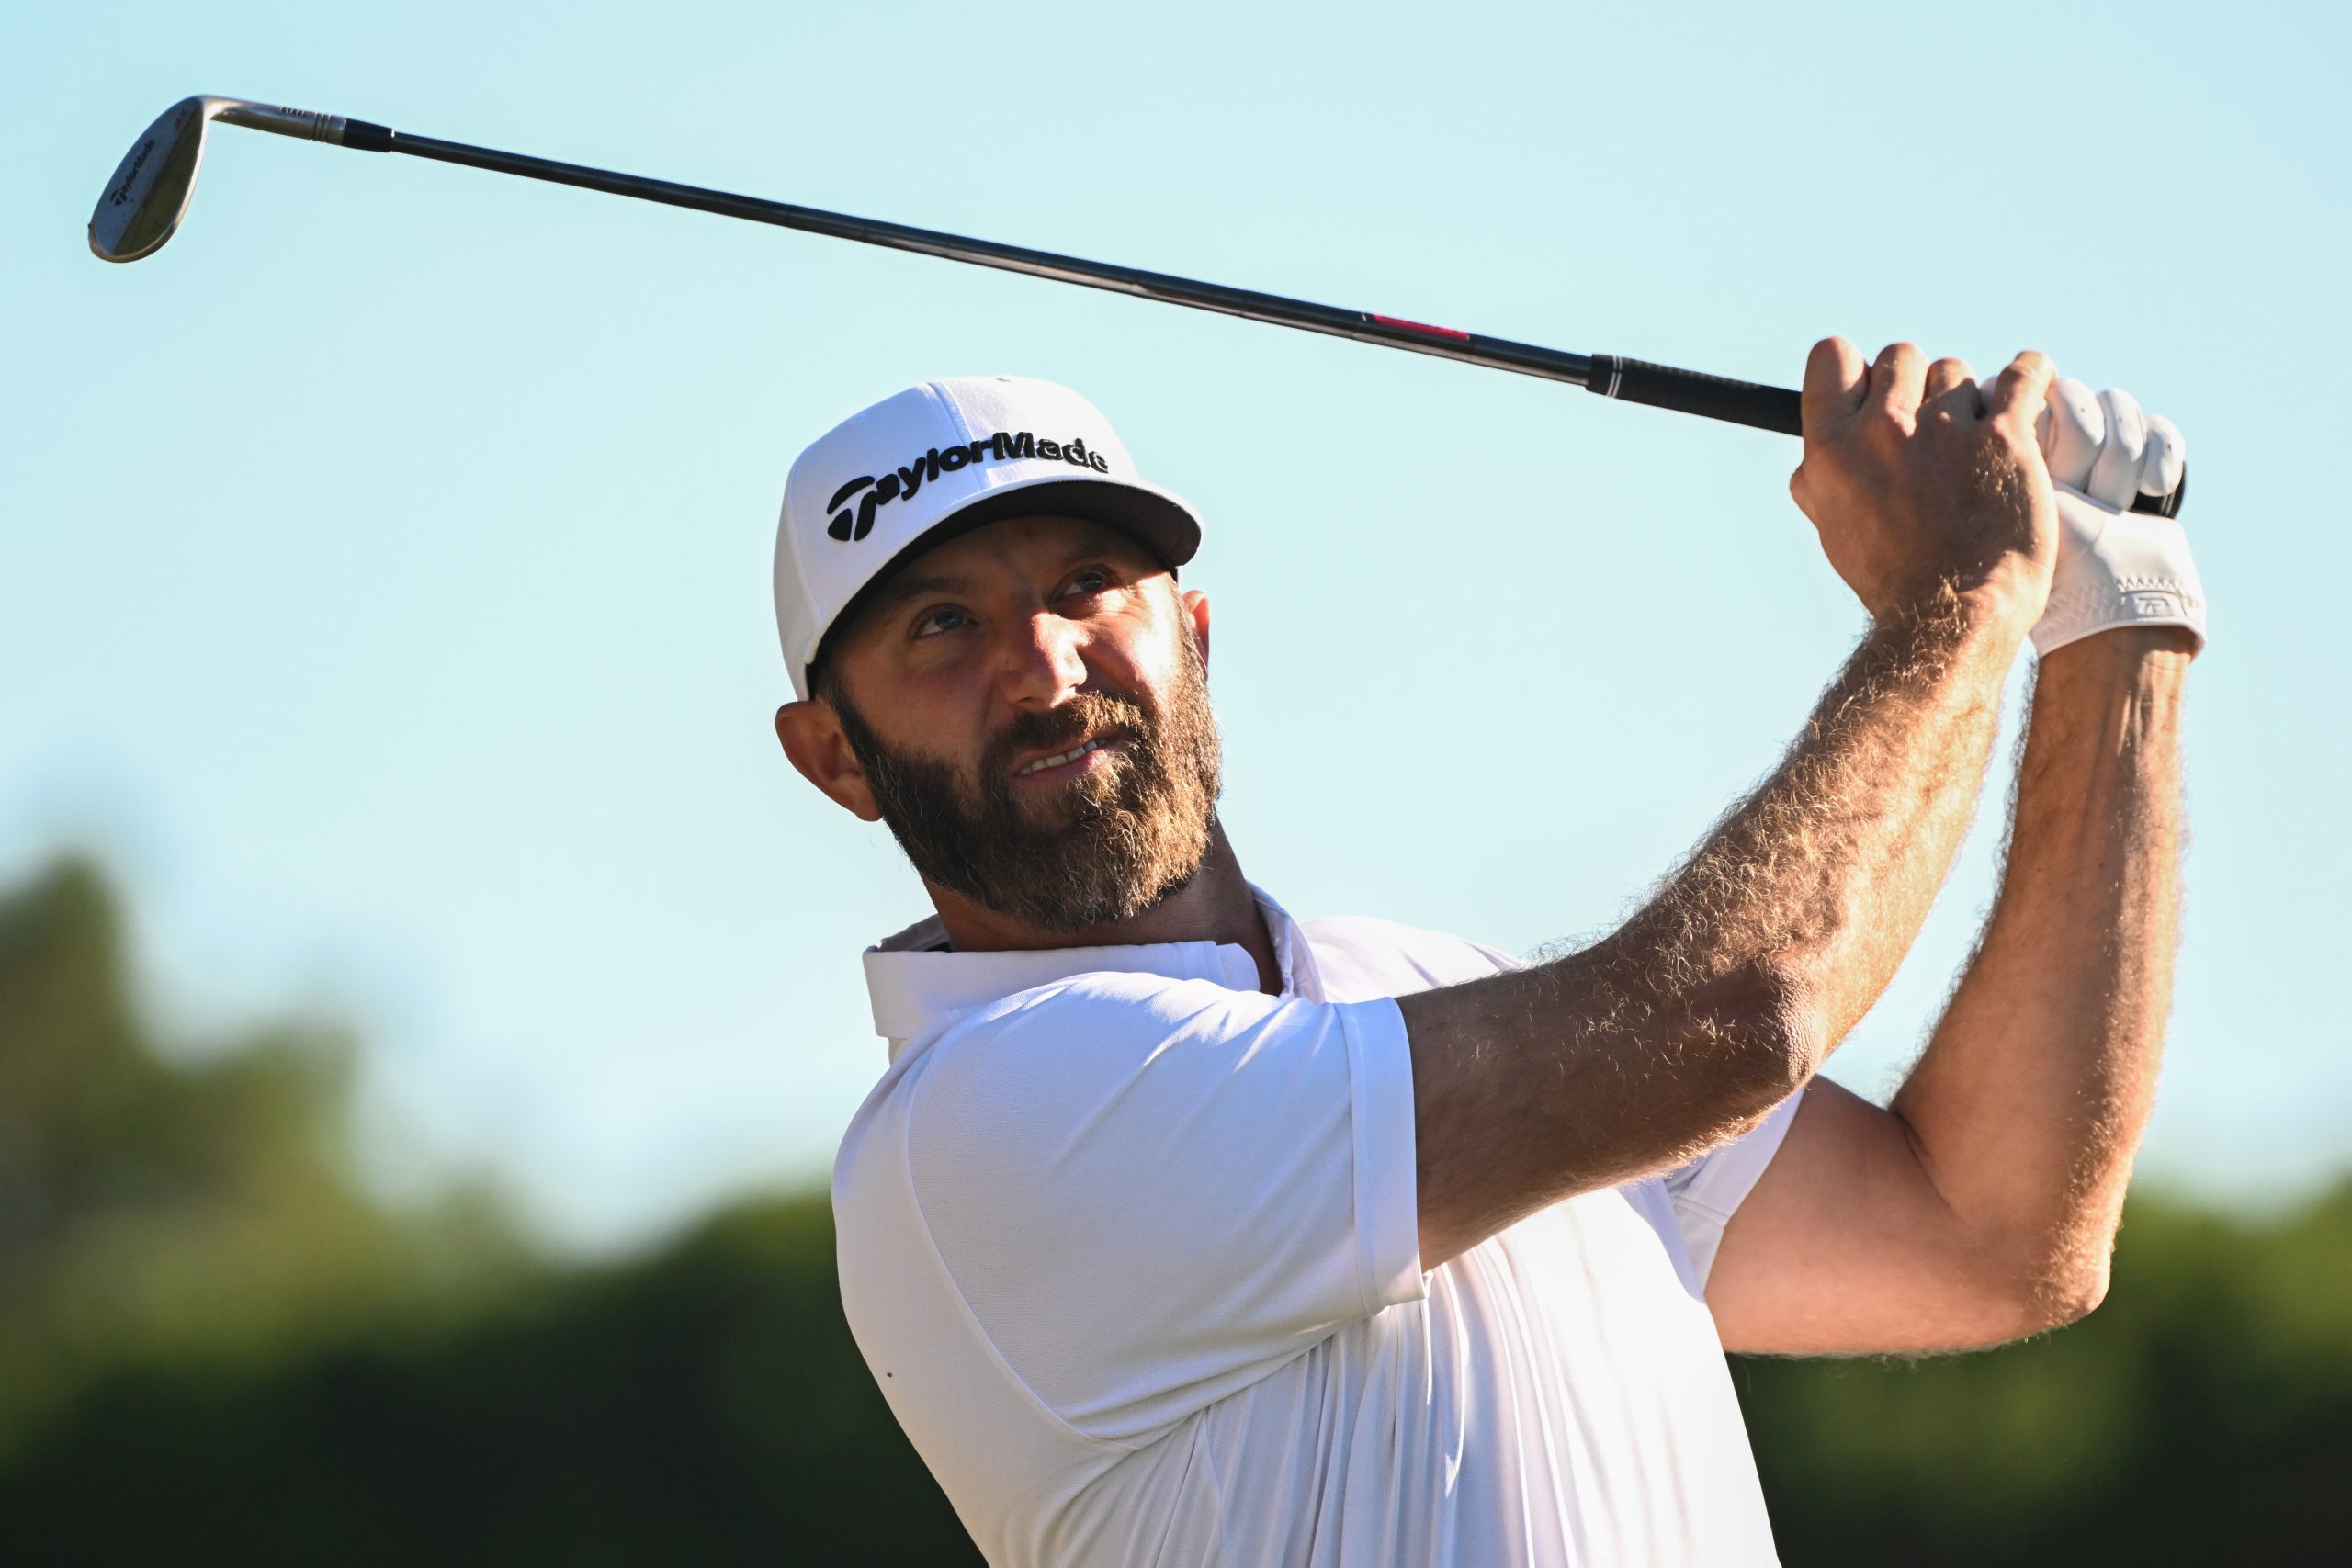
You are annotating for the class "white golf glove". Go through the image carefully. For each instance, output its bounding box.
[2026,377,2206,658]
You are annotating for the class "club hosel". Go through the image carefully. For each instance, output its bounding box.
[213,101,379,150]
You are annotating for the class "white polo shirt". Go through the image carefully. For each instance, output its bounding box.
[832,888,1796,1567]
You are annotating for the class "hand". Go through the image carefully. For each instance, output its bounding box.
[2029,379,2205,658]
[1789,340,2059,630]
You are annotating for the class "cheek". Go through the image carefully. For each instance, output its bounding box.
[1111,606,1193,694]
[873,674,995,782]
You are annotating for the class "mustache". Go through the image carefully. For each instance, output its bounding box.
[980,689,1149,785]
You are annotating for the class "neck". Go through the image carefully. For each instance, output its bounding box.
[922,821,1282,994]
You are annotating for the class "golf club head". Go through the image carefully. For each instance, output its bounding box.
[92,96,361,262]
[91,96,227,262]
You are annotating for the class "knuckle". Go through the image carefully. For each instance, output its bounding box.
[1805,337,1853,381]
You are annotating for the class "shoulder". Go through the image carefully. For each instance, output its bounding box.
[922,969,1292,1087]
[835,971,1299,1216]
[1298,913,1521,1001]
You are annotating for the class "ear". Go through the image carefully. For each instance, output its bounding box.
[775,700,883,822]
[1180,586,1212,671]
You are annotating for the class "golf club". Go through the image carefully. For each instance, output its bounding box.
[91,95,2185,517]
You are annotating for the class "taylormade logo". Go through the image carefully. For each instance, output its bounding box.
[826,430,1112,542]
[110,138,157,207]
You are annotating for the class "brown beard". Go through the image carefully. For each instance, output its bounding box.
[827,631,1224,932]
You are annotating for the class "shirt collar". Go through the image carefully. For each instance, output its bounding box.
[862,884,1313,1060]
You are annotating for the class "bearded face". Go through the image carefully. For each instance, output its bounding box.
[825,623,1224,932]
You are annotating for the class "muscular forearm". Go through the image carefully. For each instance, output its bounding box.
[1890,627,2189,1317]
[1617,589,2019,1050]
[1408,592,2020,1258]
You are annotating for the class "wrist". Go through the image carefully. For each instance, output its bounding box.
[2024,625,2188,763]
[1877,579,2036,659]
[2038,626,2197,688]
[1953,554,2057,641]
[1952,584,2042,646]
[1857,586,2030,715]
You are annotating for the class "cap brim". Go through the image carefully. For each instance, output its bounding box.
[808,474,1202,688]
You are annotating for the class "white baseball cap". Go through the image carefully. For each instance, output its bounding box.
[773,376,1204,701]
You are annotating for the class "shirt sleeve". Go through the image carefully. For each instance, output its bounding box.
[1660,1087,1806,1291]
[895,972,1424,1446]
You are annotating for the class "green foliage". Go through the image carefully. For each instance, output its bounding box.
[1,1199,978,1566]
[0,856,518,1461]
[0,856,974,1565]
[2,854,2346,1563]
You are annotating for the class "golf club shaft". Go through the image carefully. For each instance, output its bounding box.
[325,118,2181,516]
[342,123,1804,438]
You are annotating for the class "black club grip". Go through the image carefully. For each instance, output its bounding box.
[1587,355,1803,435]
[1586,353,2186,517]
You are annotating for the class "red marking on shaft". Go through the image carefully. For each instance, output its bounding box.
[1368,312,1471,341]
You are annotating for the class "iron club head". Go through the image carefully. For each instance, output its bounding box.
[91,97,220,262]
[91,96,368,262]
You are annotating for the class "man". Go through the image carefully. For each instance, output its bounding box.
[770,350,2203,1565]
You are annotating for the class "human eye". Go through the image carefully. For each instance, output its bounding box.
[1057,564,1117,600]
[910,604,971,639]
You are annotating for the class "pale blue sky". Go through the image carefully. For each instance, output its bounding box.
[6,0,2345,1249]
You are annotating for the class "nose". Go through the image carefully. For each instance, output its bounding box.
[1000,608,1090,709]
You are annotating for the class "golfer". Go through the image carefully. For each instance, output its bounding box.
[768,344,2203,1566]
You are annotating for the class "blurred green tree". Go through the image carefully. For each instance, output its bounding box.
[0,855,503,1459]
[0,856,976,1564]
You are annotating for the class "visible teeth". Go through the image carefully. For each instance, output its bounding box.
[1018,738,1105,776]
